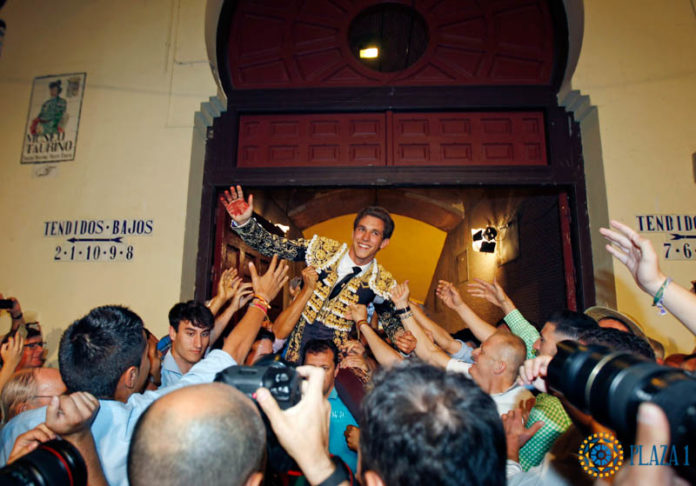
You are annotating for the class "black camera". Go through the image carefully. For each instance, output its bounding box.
[216,357,303,475]
[0,438,86,486]
[0,299,14,309]
[215,356,302,410]
[548,341,696,469]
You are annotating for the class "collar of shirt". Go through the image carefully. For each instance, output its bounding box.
[336,252,371,281]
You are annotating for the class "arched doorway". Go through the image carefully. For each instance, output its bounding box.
[194,0,594,325]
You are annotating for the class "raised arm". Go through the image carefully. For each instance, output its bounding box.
[435,281,497,344]
[221,185,309,262]
[210,270,253,345]
[408,303,460,354]
[45,392,108,486]
[222,255,289,363]
[207,267,240,317]
[1,294,26,334]
[273,266,318,340]
[347,304,403,367]
[391,282,451,369]
[467,279,539,359]
[601,219,696,335]
[0,335,24,392]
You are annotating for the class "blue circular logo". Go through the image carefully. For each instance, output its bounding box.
[578,432,623,478]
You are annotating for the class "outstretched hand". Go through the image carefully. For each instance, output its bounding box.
[345,303,368,323]
[467,278,514,313]
[1,334,25,373]
[220,185,254,225]
[599,220,666,296]
[250,254,289,303]
[390,281,410,309]
[436,280,464,309]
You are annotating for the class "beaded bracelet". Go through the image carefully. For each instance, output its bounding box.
[253,294,271,309]
[398,310,414,320]
[652,277,672,315]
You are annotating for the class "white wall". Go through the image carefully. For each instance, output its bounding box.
[573,0,696,352]
[0,0,217,362]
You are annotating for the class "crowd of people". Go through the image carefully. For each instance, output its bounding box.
[0,185,694,486]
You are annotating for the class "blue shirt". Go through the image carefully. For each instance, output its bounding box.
[450,339,474,363]
[328,387,358,474]
[0,349,236,486]
[160,350,183,388]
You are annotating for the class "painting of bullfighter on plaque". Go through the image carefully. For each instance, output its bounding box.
[21,72,86,164]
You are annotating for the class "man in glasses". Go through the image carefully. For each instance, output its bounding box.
[16,322,46,370]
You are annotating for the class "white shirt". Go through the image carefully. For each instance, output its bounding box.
[446,359,533,415]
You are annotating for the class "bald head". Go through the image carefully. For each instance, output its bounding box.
[489,331,527,379]
[1,367,66,422]
[128,383,266,486]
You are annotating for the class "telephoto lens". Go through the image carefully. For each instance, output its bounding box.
[547,341,696,473]
[0,438,87,486]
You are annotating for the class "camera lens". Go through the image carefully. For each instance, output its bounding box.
[0,438,87,486]
[548,341,696,464]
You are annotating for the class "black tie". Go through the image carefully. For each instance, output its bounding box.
[329,266,362,300]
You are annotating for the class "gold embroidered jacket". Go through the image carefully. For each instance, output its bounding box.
[233,218,402,361]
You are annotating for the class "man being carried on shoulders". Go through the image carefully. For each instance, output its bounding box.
[221,185,401,362]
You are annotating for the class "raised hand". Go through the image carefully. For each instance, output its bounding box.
[250,254,289,303]
[1,334,25,373]
[217,267,241,302]
[394,329,417,355]
[468,278,514,313]
[390,281,410,309]
[45,392,100,438]
[345,303,368,323]
[220,185,254,225]
[301,266,319,291]
[230,282,253,313]
[600,220,666,296]
[436,280,464,309]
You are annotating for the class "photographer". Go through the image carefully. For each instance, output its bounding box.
[5,391,107,486]
[512,328,685,485]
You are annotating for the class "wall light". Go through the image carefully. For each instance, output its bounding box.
[359,46,379,59]
[471,226,497,253]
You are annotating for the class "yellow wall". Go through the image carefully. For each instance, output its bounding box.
[0,0,217,363]
[305,215,447,302]
[572,0,696,353]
